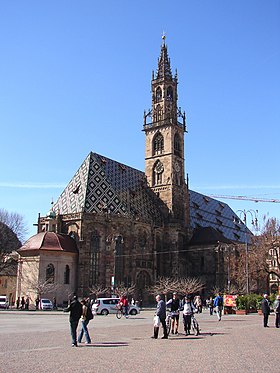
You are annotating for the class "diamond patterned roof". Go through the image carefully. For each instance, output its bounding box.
[53,152,167,225]
[189,190,249,243]
[53,152,248,243]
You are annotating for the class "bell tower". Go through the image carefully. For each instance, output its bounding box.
[143,36,188,224]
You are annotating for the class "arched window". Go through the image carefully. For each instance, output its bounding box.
[64,265,70,284]
[155,87,162,102]
[167,86,173,101]
[46,263,55,283]
[153,160,164,186]
[90,230,100,286]
[153,132,164,155]
[174,133,181,156]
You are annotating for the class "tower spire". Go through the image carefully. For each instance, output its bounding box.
[156,34,172,80]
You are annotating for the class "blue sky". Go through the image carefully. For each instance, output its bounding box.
[0,0,279,240]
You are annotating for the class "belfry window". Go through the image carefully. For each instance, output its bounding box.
[167,86,173,101]
[155,87,162,102]
[90,230,100,286]
[46,263,55,283]
[174,133,181,156]
[153,132,164,155]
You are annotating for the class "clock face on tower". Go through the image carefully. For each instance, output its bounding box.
[174,161,180,173]
[155,161,164,174]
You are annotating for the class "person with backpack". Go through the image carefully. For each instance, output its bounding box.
[78,298,93,344]
[214,293,223,321]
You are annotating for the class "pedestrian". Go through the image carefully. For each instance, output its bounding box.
[194,295,202,313]
[20,296,25,310]
[35,297,40,310]
[64,295,83,347]
[274,295,280,328]
[208,296,214,315]
[166,292,180,334]
[25,296,30,310]
[182,295,197,335]
[152,295,168,339]
[78,299,93,344]
[53,297,57,310]
[261,294,270,327]
[16,297,20,310]
[214,293,223,321]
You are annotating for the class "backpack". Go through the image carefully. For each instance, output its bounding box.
[86,305,94,320]
[217,297,223,307]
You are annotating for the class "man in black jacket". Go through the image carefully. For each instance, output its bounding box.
[64,295,83,346]
[261,294,270,328]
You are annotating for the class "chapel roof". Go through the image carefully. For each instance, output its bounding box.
[17,232,78,256]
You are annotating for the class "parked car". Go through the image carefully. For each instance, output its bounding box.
[40,298,53,310]
[0,295,9,309]
[92,298,140,316]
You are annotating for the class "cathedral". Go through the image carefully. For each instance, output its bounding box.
[17,38,248,305]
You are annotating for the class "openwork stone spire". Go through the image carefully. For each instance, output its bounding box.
[156,35,172,80]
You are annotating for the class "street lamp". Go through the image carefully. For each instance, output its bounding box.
[235,209,258,294]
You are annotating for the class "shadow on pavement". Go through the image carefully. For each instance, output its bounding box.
[89,342,129,348]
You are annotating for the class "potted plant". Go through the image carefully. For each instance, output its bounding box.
[235,295,248,315]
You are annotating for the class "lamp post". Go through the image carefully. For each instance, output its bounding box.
[235,209,258,294]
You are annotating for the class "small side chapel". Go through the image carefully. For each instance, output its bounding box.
[17,37,247,305]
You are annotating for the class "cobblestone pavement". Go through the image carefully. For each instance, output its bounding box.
[0,309,279,373]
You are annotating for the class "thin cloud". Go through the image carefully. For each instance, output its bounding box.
[193,185,280,191]
[0,182,65,189]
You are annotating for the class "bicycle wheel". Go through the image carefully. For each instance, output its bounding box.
[116,309,122,319]
[166,316,171,335]
[192,318,200,336]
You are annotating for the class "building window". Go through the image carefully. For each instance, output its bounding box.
[174,133,181,156]
[90,230,100,286]
[155,87,162,102]
[167,86,173,101]
[64,265,70,284]
[153,132,164,155]
[46,263,55,283]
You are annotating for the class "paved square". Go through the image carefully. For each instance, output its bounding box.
[0,310,278,372]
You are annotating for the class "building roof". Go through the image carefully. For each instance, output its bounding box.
[18,232,78,256]
[51,152,248,244]
[189,190,249,243]
[53,152,168,226]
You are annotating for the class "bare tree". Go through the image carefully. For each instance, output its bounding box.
[0,221,21,265]
[114,283,137,298]
[28,278,60,299]
[88,284,110,299]
[0,208,28,243]
[147,276,204,301]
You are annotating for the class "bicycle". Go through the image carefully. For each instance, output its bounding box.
[165,311,179,335]
[165,312,172,335]
[191,314,200,336]
[116,304,129,319]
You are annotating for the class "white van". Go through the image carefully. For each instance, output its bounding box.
[0,295,9,309]
[92,297,140,316]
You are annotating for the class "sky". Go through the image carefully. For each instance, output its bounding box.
[0,0,279,241]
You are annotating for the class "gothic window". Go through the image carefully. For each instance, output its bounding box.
[153,160,164,186]
[174,133,181,156]
[64,265,70,284]
[153,132,164,155]
[90,230,100,286]
[167,86,173,101]
[46,263,55,283]
[155,87,162,102]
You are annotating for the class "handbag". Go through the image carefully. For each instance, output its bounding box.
[153,315,160,327]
